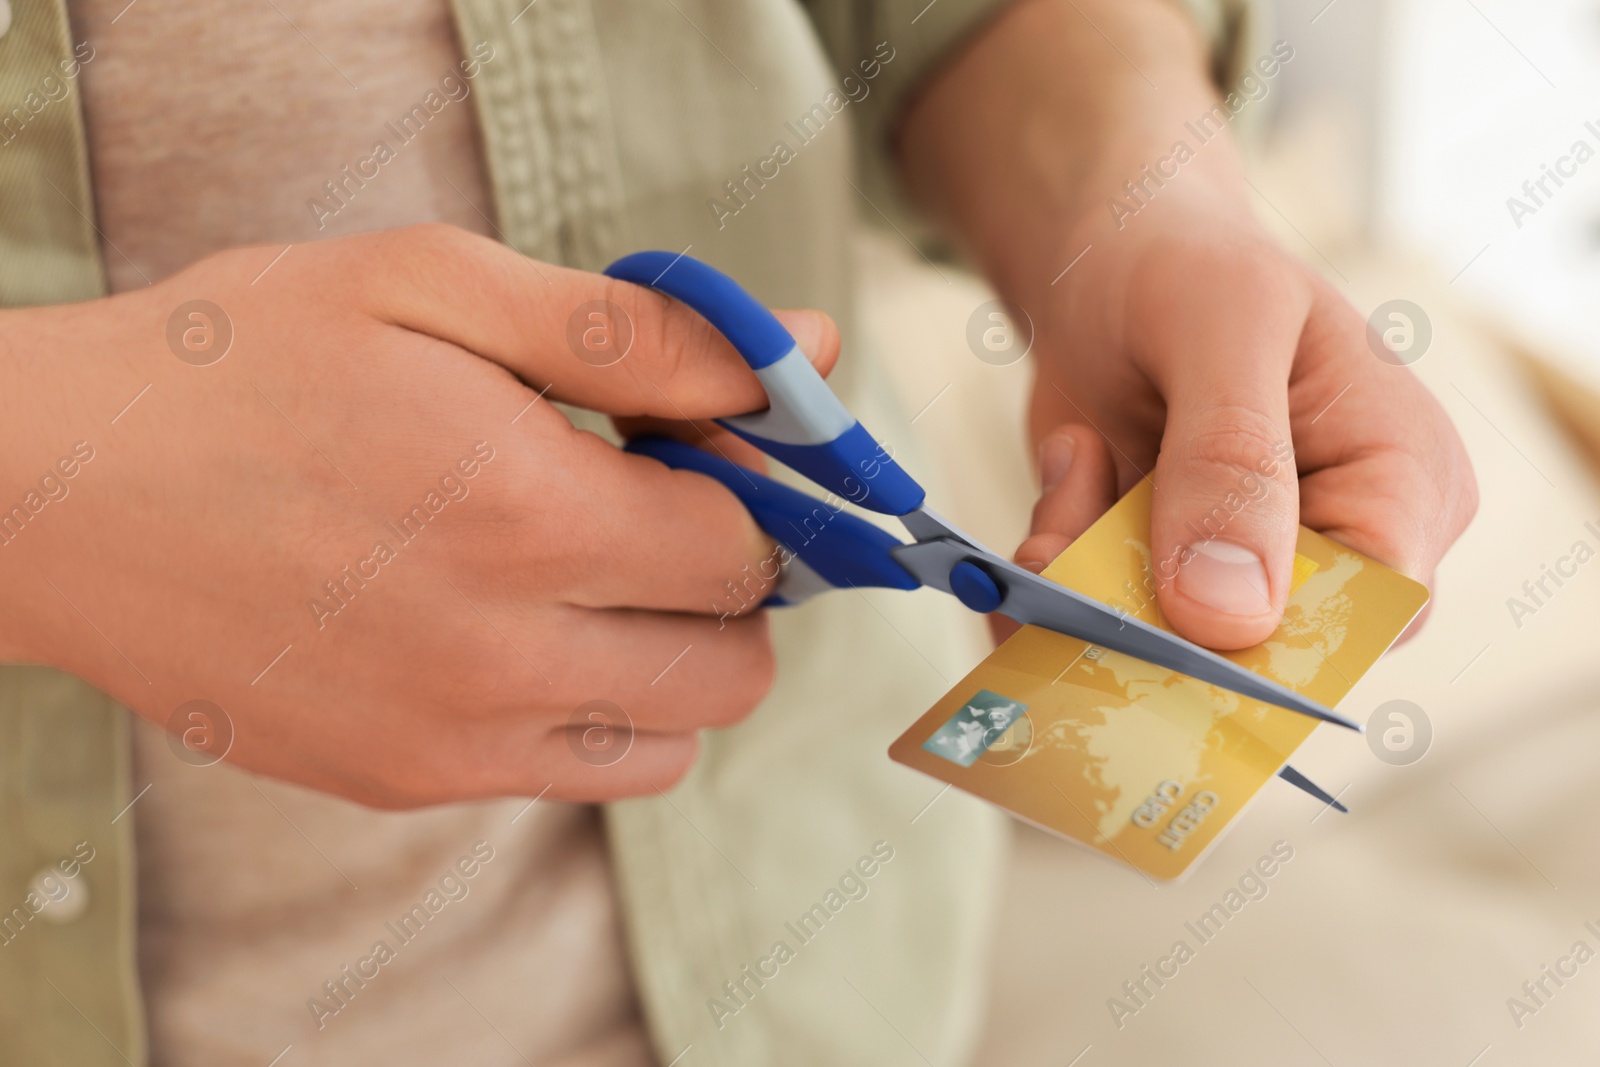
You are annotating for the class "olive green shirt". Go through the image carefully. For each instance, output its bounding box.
[0,1,1252,1063]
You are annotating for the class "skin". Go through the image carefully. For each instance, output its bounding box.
[900,0,1476,649]
[0,225,838,807]
[0,0,1477,808]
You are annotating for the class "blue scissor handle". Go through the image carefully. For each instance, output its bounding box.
[604,251,927,516]
[625,436,919,603]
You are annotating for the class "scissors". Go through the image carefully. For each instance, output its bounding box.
[605,252,1356,809]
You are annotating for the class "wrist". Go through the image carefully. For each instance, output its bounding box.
[0,300,128,666]
[1005,145,1257,312]
[898,0,1247,299]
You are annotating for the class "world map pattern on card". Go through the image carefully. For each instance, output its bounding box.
[890,481,1429,881]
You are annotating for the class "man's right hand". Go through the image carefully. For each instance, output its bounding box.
[0,224,837,807]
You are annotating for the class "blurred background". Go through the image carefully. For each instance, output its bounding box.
[1266,0,1600,376]
[855,1,1600,1063]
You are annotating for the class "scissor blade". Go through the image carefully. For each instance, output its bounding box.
[892,512,1360,732]
[1278,765,1348,812]
[999,568,1360,729]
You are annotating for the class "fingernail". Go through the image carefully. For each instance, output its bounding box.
[1017,558,1047,574]
[1039,434,1076,492]
[1176,540,1271,617]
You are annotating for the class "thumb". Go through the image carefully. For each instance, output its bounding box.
[611,307,837,468]
[358,225,840,419]
[1150,380,1300,652]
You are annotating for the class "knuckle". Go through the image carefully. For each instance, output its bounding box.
[699,616,776,728]
[1337,440,1471,579]
[1394,401,1480,550]
[398,220,476,257]
[657,735,702,790]
[449,626,524,687]
[355,758,459,810]
[604,275,716,391]
[361,221,459,272]
[363,223,488,302]
[1227,241,1306,300]
[404,223,488,282]
[1445,434,1480,532]
[601,278,668,371]
[1457,471,1481,530]
[1178,406,1293,488]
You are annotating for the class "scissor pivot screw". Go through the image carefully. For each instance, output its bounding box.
[949,559,1003,614]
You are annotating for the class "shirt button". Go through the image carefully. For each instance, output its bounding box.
[30,868,90,924]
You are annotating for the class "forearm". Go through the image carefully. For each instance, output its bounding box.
[898,0,1250,299]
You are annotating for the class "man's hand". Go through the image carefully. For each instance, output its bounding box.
[0,224,838,806]
[901,0,1475,649]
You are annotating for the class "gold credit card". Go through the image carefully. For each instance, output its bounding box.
[889,481,1429,881]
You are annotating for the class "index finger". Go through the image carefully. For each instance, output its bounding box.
[1290,282,1479,584]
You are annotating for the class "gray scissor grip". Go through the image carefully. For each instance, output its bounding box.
[719,345,856,447]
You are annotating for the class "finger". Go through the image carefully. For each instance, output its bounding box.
[542,730,701,802]
[991,424,1118,644]
[1015,424,1120,571]
[248,704,703,808]
[357,225,840,418]
[474,729,702,805]
[610,295,843,469]
[610,417,770,472]
[526,427,789,612]
[535,606,775,733]
[456,610,775,801]
[345,603,771,803]
[1290,282,1479,589]
[1142,266,1310,650]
